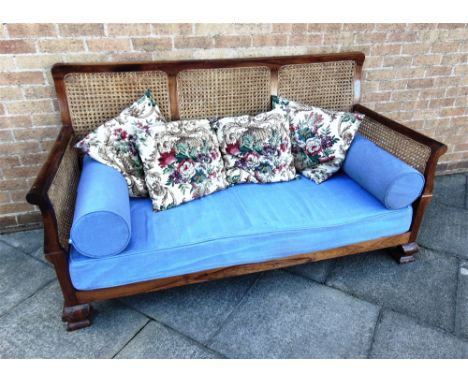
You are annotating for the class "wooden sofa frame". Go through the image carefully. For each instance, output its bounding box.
[26,52,447,331]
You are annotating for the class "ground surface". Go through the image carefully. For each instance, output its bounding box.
[1,173,467,358]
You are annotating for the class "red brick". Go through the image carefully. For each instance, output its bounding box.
[425,66,453,77]
[16,211,42,226]
[152,24,192,35]
[59,24,104,37]
[86,38,131,52]
[233,24,271,34]
[401,43,431,55]
[354,32,387,44]
[7,23,56,37]
[13,127,59,141]
[214,35,251,48]
[22,86,56,99]
[308,24,342,33]
[3,165,42,179]
[429,98,455,108]
[38,39,85,53]
[0,129,13,141]
[385,31,418,42]
[174,36,213,49]
[342,23,375,31]
[20,152,48,166]
[0,202,33,215]
[440,107,466,117]
[0,141,41,155]
[0,40,36,54]
[132,38,172,52]
[431,41,460,53]
[272,24,308,34]
[253,35,288,47]
[106,24,151,36]
[0,156,20,168]
[288,34,322,46]
[406,78,434,89]
[0,115,32,129]
[370,44,401,56]
[0,215,17,229]
[6,99,55,115]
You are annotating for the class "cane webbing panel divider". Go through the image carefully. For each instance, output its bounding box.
[47,135,80,250]
[359,116,431,173]
[177,66,271,120]
[278,61,356,111]
[64,71,170,138]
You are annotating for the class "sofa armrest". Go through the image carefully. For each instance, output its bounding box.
[26,126,81,254]
[353,104,447,240]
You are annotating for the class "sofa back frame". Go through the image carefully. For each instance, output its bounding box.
[26,52,447,331]
[51,52,364,137]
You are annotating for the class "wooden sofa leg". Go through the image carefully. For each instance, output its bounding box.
[62,303,93,331]
[390,242,419,264]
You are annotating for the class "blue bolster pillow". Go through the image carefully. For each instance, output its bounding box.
[70,156,131,258]
[343,134,425,209]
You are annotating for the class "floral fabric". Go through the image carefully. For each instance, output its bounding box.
[75,90,166,197]
[136,119,228,211]
[272,95,364,184]
[213,110,296,185]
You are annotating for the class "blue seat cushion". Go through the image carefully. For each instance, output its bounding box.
[69,173,412,290]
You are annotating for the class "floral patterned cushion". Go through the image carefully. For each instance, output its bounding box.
[75,90,166,197]
[213,110,296,185]
[136,119,228,211]
[272,95,364,184]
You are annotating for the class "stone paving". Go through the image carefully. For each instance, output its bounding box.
[0,173,467,359]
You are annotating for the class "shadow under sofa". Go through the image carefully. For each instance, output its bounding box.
[26,52,447,331]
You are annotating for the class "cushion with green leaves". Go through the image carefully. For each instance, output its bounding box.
[75,90,166,197]
[136,119,228,211]
[213,109,296,185]
[272,95,364,184]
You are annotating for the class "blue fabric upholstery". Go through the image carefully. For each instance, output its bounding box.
[69,173,412,290]
[343,134,425,209]
[70,156,131,258]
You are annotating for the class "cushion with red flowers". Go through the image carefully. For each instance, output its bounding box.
[272,95,364,184]
[75,90,166,197]
[136,119,228,211]
[213,109,296,184]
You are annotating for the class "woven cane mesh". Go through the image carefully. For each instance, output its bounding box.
[177,67,271,119]
[47,135,80,250]
[278,61,356,111]
[359,116,431,173]
[64,71,170,138]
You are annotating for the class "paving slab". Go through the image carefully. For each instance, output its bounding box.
[327,248,458,332]
[417,202,468,259]
[122,274,258,344]
[116,321,221,359]
[209,271,379,358]
[456,261,468,339]
[432,174,467,209]
[0,229,43,255]
[370,310,468,359]
[29,246,50,266]
[0,241,55,317]
[0,283,149,358]
[286,258,335,283]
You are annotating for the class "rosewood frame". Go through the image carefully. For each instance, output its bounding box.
[26,52,447,330]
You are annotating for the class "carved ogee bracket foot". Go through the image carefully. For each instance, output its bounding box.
[62,303,93,331]
[391,242,419,264]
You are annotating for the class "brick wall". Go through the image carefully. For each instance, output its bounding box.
[1,23,467,232]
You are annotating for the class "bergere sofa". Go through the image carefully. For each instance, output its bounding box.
[26,52,447,331]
